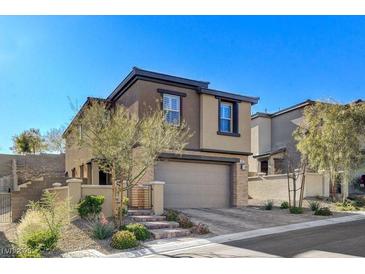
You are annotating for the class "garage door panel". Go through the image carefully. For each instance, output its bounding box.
[154,161,230,208]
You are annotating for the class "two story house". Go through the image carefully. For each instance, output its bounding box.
[249,100,314,176]
[63,67,259,209]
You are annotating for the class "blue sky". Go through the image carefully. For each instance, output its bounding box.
[1,16,365,153]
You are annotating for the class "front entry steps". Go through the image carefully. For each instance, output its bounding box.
[128,209,191,240]
[149,228,191,240]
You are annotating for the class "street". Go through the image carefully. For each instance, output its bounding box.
[146,219,365,258]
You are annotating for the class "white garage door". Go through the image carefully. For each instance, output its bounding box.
[154,160,231,208]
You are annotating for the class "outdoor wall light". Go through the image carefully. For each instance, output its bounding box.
[240,160,246,171]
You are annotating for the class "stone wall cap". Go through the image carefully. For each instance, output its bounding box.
[66,178,83,184]
[145,181,165,185]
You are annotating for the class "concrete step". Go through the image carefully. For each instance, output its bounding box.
[141,221,179,229]
[128,209,153,216]
[150,228,191,240]
[131,215,166,222]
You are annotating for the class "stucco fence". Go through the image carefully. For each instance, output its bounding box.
[44,179,164,218]
[45,179,113,218]
[248,173,330,203]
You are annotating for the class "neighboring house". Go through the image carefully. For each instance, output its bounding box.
[63,67,259,209]
[249,100,314,176]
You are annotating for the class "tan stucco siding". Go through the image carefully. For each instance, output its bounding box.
[116,80,201,150]
[65,135,93,177]
[200,94,251,153]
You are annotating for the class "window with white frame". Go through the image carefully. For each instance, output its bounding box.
[219,102,233,133]
[163,94,181,125]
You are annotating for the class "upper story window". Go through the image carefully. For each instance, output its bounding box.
[217,98,240,137]
[220,102,233,133]
[163,93,181,125]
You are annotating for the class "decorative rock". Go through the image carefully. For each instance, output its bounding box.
[52,182,62,187]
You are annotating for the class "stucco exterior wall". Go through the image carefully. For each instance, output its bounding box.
[65,138,92,178]
[271,108,303,160]
[248,173,329,202]
[200,94,251,153]
[115,80,201,150]
[81,185,113,217]
[249,117,271,174]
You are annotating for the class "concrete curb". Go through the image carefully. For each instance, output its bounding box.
[62,213,365,258]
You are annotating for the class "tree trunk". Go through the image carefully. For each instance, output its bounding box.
[329,173,337,201]
[298,166,306,208]
[293,176,297,208]
[111,167,117,225]
[287,174,292,208]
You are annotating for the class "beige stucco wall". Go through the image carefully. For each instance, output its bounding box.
[200,94,251,153]
[81,185,113,217]
[249,117,271,174]
[65,135,93,178]
[248,173,329,202]
[115,80,201,150]
[45,186,69,202]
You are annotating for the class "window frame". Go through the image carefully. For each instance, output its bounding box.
[158,89,186,126]
[217,97,240,137]
[219,101,233,133]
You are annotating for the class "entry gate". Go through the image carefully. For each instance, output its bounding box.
[0,192,11,223]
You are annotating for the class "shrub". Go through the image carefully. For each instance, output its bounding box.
[111,231,138,250]
[336,200,359,211]
[280,201,289,209]
[177,213,194,228]
[264,200,274,210]
[26,230,59,251]
[164,209,179,221]
[353,198,365,208]
[16,209,49,247]
[91,213,114,240]
[16,248,42,258]
[289,207,304,214]
[16,192,71,255]
[314,207,333,216]
[124,223,150,241]
[192,223,210,235]
[308,201,320,211]
[78,195,105,219]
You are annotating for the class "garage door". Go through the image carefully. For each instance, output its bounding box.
[154,160,231,208]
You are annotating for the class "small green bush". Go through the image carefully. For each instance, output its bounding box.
[264,200,274,210]
[124,223,150,241]
[78,195,105,218]
[111,231,138,250]
[314,207,333,216]
[26,230,59,251]
[308,201,320,211]
[289,207,304,214]
[164,209,179,221]
[177,213,194,228]
[16,248,42,258]
[280,201,289,209]
[92,214,114,240]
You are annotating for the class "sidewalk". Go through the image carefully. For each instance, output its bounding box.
[62,212,365,258]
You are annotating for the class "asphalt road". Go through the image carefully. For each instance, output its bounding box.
[147,219,365,258]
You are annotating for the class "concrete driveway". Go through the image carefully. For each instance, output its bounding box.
[179,207,347,235]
